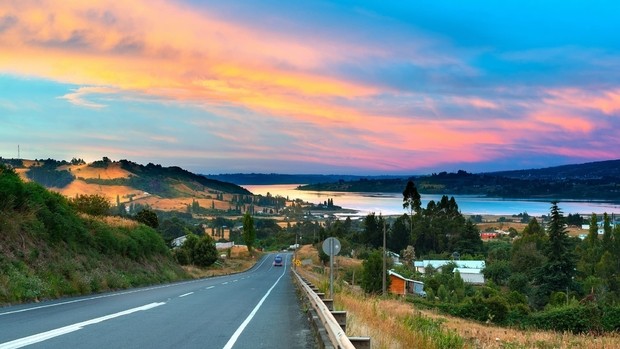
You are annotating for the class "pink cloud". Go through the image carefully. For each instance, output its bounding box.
[544,88,620,115]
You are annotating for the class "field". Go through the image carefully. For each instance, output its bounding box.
[295,245,620,349]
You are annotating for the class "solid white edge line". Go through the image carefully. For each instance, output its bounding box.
[222,256,287,349]
[0,302,165,349]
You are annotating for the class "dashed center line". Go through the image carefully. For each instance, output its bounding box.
[179,292,193,298]
[206,286,215,290]
[222,282,228,285]
[232,280,238,282]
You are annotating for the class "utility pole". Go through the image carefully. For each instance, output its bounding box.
[382,217,386,296]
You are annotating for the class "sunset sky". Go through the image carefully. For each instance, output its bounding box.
[1,1,619,175]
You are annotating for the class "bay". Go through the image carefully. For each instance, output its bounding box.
[242,184,620,217]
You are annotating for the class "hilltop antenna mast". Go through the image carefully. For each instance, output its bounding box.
[18,144,20,159]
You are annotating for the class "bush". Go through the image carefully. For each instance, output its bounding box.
[483,296,510,324]
[602,306,620,332]
[526,304,601,333]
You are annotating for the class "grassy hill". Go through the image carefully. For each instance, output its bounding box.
[0,164,187,305]
[0,157,253,214]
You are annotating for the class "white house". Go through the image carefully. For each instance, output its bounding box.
[413,260,486,284]
[454,267,485,284]
[171,235,187,248]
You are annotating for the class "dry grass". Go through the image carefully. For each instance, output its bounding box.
[297,248,620,349]
[182,253,257,278]
[100,216,139,228]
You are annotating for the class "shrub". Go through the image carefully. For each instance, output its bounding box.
[526,304,601,333]
[602,306,620,332]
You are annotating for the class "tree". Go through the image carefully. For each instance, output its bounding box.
[135,208,159,228]
[242,212,256,252]
[454,220,483,255]
[69,194,111,216]
[402,179,421,242]
[388,214,410,253]
[362,213,384,248]
[361,249,389,294]
[191,236,218,267]
[534,201,576,304]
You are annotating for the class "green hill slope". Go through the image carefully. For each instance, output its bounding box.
[0,164,187,305]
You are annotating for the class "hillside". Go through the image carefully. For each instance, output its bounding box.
[0,164,187,305]
[0,157,252,213]
[298,159,620,202]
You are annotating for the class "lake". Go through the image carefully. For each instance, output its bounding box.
[242,184,620,217]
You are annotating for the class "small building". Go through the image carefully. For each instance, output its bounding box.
[454,268,485,284]
[413,260,486,284]
[388,270,426,297]
[171,235,187,248]
[480,232,498,240]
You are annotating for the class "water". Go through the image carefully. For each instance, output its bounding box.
[242,184,620,217]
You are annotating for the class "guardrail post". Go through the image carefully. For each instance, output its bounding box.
[331,310,346,332]
[322,299,334,311]
[349,337,372,349]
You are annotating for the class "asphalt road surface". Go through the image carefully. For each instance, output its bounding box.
[0,253,316,349]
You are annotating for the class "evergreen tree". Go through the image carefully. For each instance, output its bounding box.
[242,212,256,252]
[402,180,421,245]
[454,220,483,255]
[534,201,576,304]
[602,213,612,251]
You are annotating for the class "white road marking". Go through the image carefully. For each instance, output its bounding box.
[222,282,229,285]
[0,302,165,349]
[0,277,206,317]
[222,257,287,349]
[206,286,215,290]
[232,280,238,282]
[179,292,194,298]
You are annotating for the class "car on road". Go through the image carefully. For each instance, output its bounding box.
[273,255,283,267]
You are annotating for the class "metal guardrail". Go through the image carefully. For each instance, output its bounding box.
[292,269,370,349]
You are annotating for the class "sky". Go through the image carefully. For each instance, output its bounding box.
[1,1,619,175]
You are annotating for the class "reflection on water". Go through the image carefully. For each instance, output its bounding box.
[243,184,620,216]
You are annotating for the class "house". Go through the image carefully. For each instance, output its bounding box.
[413,260,486,284]
[454,268,485,284]
[480,232,498,240]
[388,270,426,297]
[387,251,402,265]
[171,235,187,248]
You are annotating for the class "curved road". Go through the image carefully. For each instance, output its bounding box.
[0,253,315,349]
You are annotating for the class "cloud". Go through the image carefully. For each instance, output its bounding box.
[59,86,118,108]
[1,0,619,173]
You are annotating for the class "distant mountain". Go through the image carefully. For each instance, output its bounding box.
[488,159,620,180]
[298,159,620,202]
[204,173,404,185]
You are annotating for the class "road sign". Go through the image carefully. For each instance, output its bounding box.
[322,237,341,256]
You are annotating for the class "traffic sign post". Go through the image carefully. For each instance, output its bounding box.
[322,237,341,298]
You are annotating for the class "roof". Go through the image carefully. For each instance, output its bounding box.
[388,270,413,282]
[454,268,483,274]
[416,260,486,269]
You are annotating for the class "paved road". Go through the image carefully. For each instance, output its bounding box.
[0,253,315,349]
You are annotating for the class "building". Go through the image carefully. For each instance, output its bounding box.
[388,270,426,297]
[413,260,486,284]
